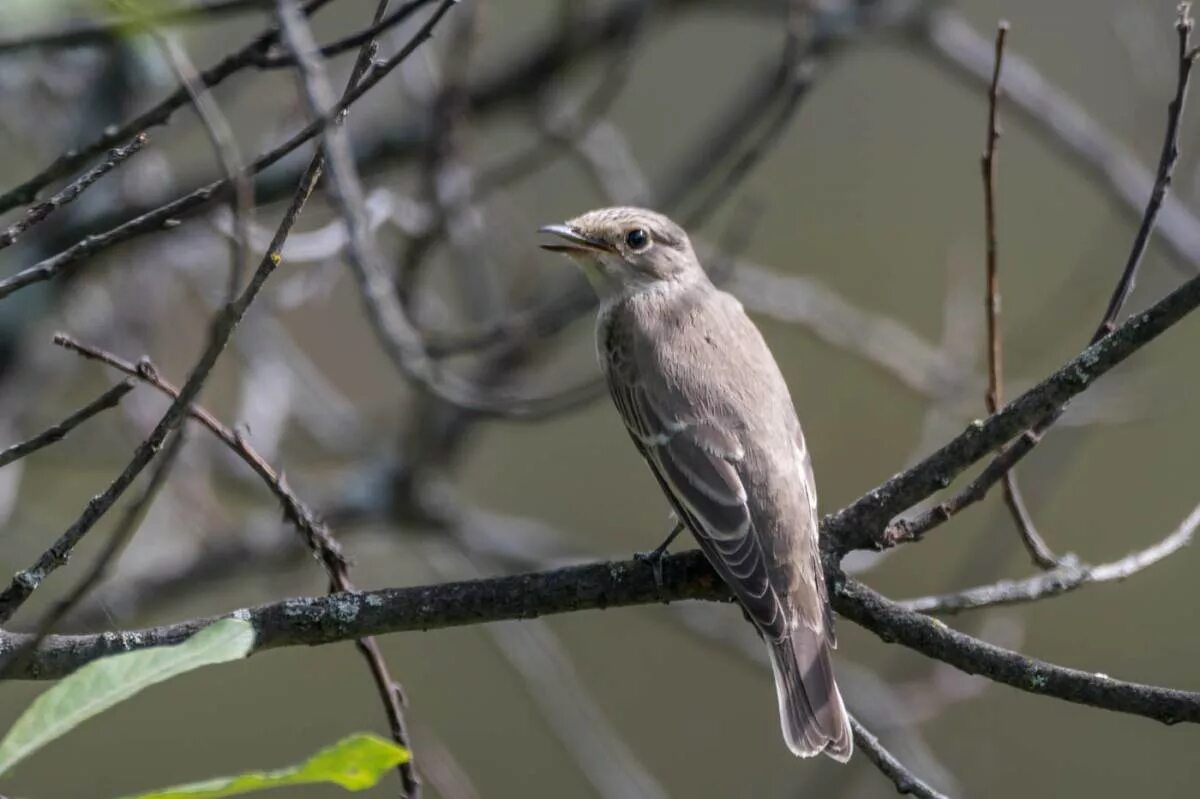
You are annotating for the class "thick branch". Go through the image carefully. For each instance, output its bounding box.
[3,552,1197,730]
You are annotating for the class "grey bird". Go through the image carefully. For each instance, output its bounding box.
[540,207,852,761]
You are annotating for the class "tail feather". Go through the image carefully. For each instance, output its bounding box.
[767,627,852,762]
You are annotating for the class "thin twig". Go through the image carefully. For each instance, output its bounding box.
[913,5,1200,276]
[0,381,134,469]
[0,0,335,216]
[900,500,1200,615]
[251,0,435,68]
[0,0,447,302]
[0,142,322,625]
[0,428,189,673]
[0,134,148,252]
[851,716,950,799]
[1092,7,1197,342]
[873,7,1199,551]
[979,21,1060,569]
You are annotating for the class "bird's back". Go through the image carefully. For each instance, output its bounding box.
[598,278,826,635]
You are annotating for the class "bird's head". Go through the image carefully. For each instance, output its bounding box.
[539,207,700,295]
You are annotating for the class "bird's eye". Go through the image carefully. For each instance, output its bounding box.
[625,228,650,251]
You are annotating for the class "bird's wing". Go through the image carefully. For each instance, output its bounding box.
[607,369,790,640]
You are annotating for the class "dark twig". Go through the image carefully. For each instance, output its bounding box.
[251,0,435,68]
[0,381,134,469]
[57,327,418,794]
[0,0,334,216]
[981,21,1007,418]
[276,0,598,420]
[867,8,1200,552]
[0,134,148,253]
[0,142,322,625]
[979,21,1060,570]
[0,0,446,303]
[900,500,1200,615]
[0,428,189,673]
[851,716,950,799]
[1092,8,1197,342]
[914,6,1200,276]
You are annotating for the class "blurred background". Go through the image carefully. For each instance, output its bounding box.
[0,0,1198,796]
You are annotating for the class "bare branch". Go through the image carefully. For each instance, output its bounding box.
[0,144,322,625]
[900,501,1200,615]
[0,134,147,253]
[0,0,444,303]
[851,716,950,799]
[0,381,134,469]
[885,7,1198,550]
[4,551,1199,731]
[830,263,1200,553]
[979,20,1060,569]
[0,0,336,215]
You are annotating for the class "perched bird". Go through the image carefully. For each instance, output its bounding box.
[540,207,851,761]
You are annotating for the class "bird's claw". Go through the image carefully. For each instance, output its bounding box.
[634,544,671,595]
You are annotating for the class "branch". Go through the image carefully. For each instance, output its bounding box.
[833,575,1200,724]
[4,551,1199,730]
[979,21,1060,569]
[851,717,950,799]
[0,0,336,215]
[912,5,1200,276]
[0,381,134,469]
[0,0,441,302]
[900,500,1200,615]
[829,262,1200,553]
[0,147,322,625]
[883,6,1199,549]
[0,134,148,253]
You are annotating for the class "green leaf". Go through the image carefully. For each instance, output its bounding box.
[117,734,408,799]
[0,618,254,777]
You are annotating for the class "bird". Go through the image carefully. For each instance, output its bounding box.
[539,206,851,762]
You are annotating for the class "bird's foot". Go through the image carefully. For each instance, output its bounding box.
[634,545,670,593]
[634,522,684,596]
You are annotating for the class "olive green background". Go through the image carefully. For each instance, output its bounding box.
[1,0,1198,796]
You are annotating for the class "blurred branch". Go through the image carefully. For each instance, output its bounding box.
[0,134,148,253]
[0,0,439,301]
[900,500,1200,615]
[0,380,134,469]
[0,136,321,626]
[851,716,950,799]
[153,32,252,299]
[911,4,1200,276]
[883,7,1198,550]
[0,0,336,215]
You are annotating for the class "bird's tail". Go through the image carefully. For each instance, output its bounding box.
[767,626,852,761]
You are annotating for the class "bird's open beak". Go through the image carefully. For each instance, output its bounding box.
[538,224,610,255]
